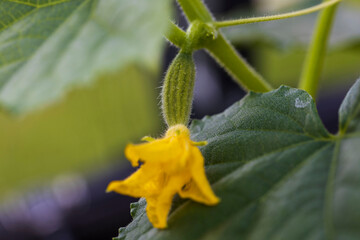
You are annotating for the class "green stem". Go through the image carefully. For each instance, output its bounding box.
[214,0,341,28]
[176,0,273,92]
[176,0,213,22]
[165,20,186,48]
[205,35,272,92]
[299,1,339,98]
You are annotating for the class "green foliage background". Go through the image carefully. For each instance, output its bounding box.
[223,1,360,90]
[1,0,360,239]
[0,0,171,196]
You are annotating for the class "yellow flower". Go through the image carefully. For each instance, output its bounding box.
[106,124,220,229]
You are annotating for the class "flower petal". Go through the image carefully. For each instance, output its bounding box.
[145,197,162,228]
[146,174,189,228]
[187,147,220,205]
[179,180,216,205]
[125,138,183,166]
[106,164,159,197]
[109,124,219,229]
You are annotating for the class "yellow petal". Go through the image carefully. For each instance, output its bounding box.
[186,147,220,205]
[125,138,183,166]
[179,180,216,205]
[106,164,160,197]
[145,197,162,228]
[145,174,189,229]
[177,140,191,170]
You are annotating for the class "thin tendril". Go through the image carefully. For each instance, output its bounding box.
[214,0,341,28]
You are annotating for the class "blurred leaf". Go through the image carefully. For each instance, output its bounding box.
[0,0,170,114]
[115,80,360,240]
[224,4,360,50]
[0,65,160,195]
[339,79,360,133]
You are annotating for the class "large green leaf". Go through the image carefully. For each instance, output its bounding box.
[0,0,171,196]
[0,0,169,114]
[114,79,360,240]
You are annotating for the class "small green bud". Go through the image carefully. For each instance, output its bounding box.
[161,51,195,126]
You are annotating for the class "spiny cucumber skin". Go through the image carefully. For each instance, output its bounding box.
[161,52,195,127]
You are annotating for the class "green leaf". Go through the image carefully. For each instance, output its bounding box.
[115,80,360,240]
[0,0,170,114]
[339,79,360,134]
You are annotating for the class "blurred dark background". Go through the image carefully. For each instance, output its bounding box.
[1,0,359,239]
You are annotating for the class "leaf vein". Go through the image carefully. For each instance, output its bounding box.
[200,143,332,240]
[323,139,340,240]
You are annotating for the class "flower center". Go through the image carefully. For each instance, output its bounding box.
[165,124,190,138]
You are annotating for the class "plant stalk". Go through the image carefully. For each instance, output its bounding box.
[298,1,340,98]
[176,0,213,22]
[165,21,186,48]
[175,0,273,92]
[205,35,272,92]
